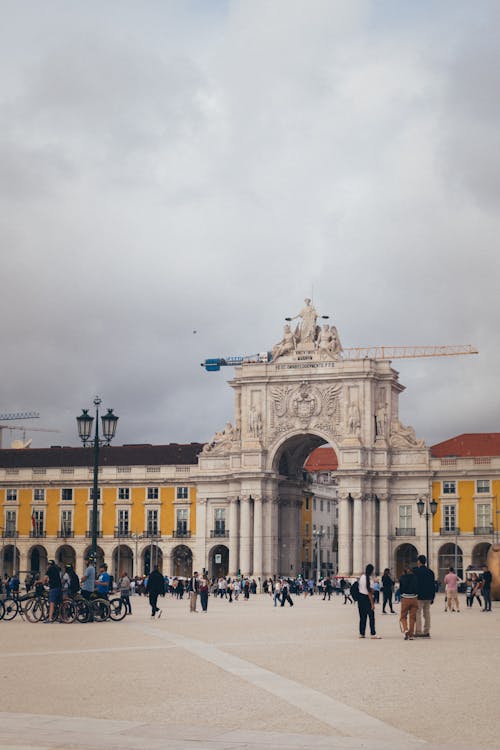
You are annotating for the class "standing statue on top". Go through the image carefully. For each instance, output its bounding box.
[290,298,318,344]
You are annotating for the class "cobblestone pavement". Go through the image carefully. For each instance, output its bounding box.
[0,592,498,749]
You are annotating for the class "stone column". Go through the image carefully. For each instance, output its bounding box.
[228,497,239,576]
[252,496,263,579]
[239,496,251,576]
[338,493,351,575]
[364,494,374,565]
[270,497,279,575]
[378,494,390,573]
[352,493,364,575]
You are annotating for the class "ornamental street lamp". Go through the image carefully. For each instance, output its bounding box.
[416,496,438,567]
[76,397,119,565]
[313,528,325,587]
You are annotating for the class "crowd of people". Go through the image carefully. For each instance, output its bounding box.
[1,560,494,632]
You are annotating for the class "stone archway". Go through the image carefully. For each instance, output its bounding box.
[112,544,134,578]
[55,545,76,569]
[209,545,229,578]
[172,545,193,578]
[3,545,20,576]
[394,543,418,578]
[29,545,48,575]
[438,543,463,582]
[143,545,163,575]
[471,542,490,569]
[197,300,430,578]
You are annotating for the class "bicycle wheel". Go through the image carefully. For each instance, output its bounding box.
[108,597,127,621]
[23,597,45,623]
[2,598,19,621]
[59,599,77,624]
[92,598,110,622]
[74,598,91,623]
[0,600,4,621]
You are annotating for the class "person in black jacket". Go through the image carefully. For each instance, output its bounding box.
[381,568,396,613]
[413,555,436,638]
[146,565,165,618]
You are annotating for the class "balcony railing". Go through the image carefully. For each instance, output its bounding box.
[85,531,103,538]
[440,528,460,535]
[395,527,416,536]
[210,529,229,538]
[474,526,494,535]
[57,529,75,538]
[114,530,132,538]
[172,529,191,538]
[29,530,46,538]
[143,530,161,539]
[2,530,18,538]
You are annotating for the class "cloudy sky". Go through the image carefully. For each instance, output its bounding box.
[1,0,499,451]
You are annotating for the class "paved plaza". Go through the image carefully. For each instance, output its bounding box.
[0,591,498,750]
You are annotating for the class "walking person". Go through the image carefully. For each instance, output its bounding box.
[357,564,381,639]
[414,555,436,638]
[188,571,200,612]
[444,566,460,612]
[146,565,165,618]
[273,580,282,607]
[118,570,132,615]
[398,566,419,640]
[43,560,62,623]
[323,576,333,601]
[381,568,396,613]
[480,564,492,612]
[471,573,483,608]
[199,574,209,612]
[280,580,294,607]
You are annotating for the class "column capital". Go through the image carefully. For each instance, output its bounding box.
[197,498,207,506]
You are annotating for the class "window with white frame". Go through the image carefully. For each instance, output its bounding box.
[89,487,101,500]
[305,496,310,510]
[60,510,72,535]
[88,509,101,532]
[443,504,456,531]
[61,488,73,502]
[6,489,17,502]
[214,508,226,534]
[118,487,130,500]
[320,500,324,512]
[305,522,309,536]
[33,509,44,535]
[176,508,188,534]
[118,509,129,535]
[5,510,16,535]
[399,505,412,529]
[477,503,491,529]
[147,508,158,535]
[477,479,490,494]
[176,487,189,500]
[147,487,159,500]
[442,481,456,495]
[33,488,45,502]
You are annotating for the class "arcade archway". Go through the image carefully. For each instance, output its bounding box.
[29,545,48,574]
[83,545,105,570]
[3,545,20,576]
[394,544,418,577]
[209,545,229,578]
[112,544,133,578]
[471,542,490,569]
[55,545,76,569]
[143,545,163,575]
[438,543,463,582]
[172,545,193,577]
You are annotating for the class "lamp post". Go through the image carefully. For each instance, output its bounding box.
[416,496,438,567]
[76,397,119,565]
[313,528,325,587]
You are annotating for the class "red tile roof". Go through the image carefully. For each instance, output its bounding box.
[431,433,500,458]
[304,446,338,471]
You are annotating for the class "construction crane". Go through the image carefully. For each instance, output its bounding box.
[0,411,40,449]
[201,345,478,372]
[0,424,62,449]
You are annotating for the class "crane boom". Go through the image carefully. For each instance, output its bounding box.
[0,411,40,420]
[201,345,478,371]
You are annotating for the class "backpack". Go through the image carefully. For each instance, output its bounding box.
[69,570,80,594]
[350,580,360,601]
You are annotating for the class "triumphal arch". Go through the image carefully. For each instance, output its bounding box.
[196,300,430,577]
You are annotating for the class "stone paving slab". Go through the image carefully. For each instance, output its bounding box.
[0,593,498,749]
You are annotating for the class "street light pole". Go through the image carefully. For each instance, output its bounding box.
[77,397,119,567]
[313,529,325,587]
[416,496,438,567]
